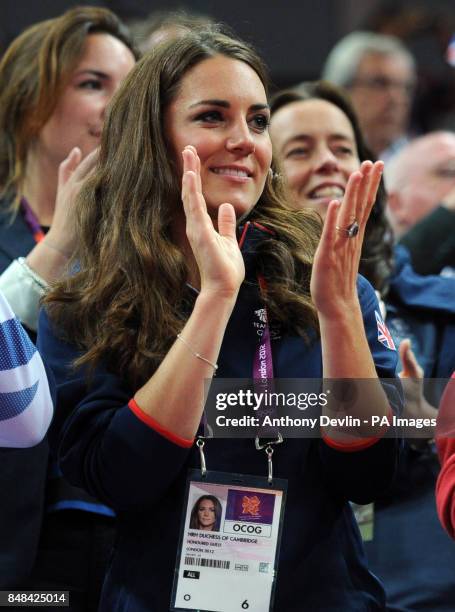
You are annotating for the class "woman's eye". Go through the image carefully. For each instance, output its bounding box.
[335,146,353,156]
[286,148,309,158]
[78,79,102,90]
[249,114,269,132]
[196,111,223,123]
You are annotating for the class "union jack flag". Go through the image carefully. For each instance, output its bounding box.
[375,310,396,351]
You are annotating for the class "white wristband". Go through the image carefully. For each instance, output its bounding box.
[0,258,48,331]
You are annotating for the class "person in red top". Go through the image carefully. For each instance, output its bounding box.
[436,373,455,539]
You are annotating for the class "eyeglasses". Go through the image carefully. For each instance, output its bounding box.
[351,76,415,95]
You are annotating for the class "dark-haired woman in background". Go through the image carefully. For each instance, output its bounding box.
[38,31,401,611]
[0,7,137,606]
[270,80,455,612]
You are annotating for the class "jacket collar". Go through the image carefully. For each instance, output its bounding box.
[237,220,275,277]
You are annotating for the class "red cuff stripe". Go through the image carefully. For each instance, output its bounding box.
[128,399,194,448]
[322,433,381,453]
[322,407,394,453]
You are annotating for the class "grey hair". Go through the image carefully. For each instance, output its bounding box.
[322,31,415,88]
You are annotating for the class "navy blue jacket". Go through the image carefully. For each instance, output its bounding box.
[38,226,401,611]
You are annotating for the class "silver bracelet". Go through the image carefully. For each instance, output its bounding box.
[17,258,48,291]
[176,333,218,372]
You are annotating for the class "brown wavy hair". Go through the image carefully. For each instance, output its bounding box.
[270,81,395,295]
[0,6,138,209]
[44,30,322,387]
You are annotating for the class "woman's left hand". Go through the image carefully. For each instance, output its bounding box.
[310,160,383,318]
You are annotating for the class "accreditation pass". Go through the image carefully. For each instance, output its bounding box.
[171,470,287,612]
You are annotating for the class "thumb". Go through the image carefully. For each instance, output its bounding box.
[217,203,237,241]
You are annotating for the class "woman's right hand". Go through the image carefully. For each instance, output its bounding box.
[44,146,98,257]
[181,145,245,299]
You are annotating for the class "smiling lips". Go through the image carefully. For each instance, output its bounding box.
[307,184,344,199]
[210,165,252,179]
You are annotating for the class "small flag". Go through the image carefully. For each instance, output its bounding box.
[375,310,396,351]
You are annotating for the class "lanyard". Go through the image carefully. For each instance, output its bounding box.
[198,226,283,483]
[20,197,45,243]
[253,275,275,382]
[253,275,283,480]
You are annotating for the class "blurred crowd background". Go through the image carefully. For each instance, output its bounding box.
[2,0,455,137]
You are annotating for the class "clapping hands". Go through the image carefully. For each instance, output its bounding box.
[311,160,384,318]
[181,145,245,300]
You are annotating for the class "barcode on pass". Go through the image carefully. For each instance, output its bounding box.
[184,557,230,569]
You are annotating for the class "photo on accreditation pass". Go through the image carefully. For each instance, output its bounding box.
[171,473,286,611]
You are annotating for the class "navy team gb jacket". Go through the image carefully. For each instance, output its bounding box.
[37,224,402,612]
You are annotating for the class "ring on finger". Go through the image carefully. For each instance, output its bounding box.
[335,220,360,238]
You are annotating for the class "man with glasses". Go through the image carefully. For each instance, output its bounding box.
[322,31,416,160]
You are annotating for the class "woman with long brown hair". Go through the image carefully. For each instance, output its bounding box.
[39,30,401,611]
[0,6,137,606]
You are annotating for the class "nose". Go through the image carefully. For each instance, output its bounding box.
[383,82,405,104]
[104,85,120,113]
[225,119,255,155]
[314,146,340,173]
[101,81,123,119]
[99,101,107,121]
